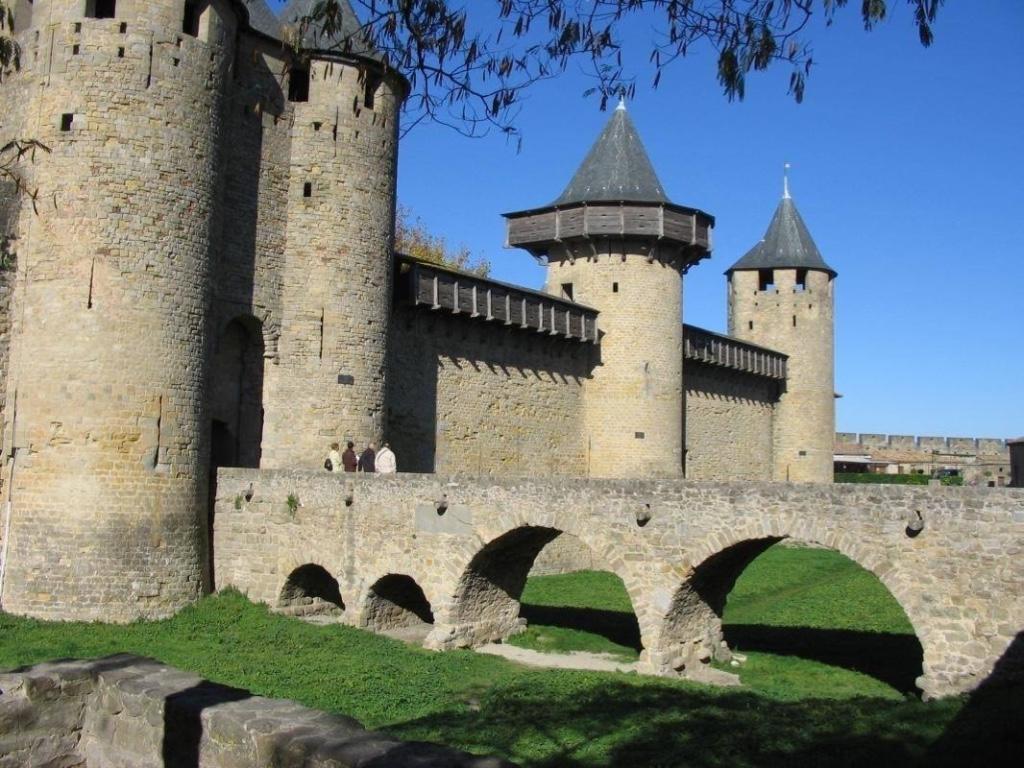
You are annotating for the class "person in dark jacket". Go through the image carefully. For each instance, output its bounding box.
[342,441,358,472]
[358,442,376,473]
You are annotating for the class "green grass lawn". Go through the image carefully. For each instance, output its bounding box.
[1,544,1019,767]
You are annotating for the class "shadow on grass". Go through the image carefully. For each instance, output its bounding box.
[385,676,965,768]
[924,631,1024,767]
[518,604,641,652]
[724,624,924,694]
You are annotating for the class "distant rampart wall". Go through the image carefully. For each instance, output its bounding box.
[837,433,1010,456]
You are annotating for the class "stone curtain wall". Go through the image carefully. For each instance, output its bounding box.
[386,305,589,475]
[214,469,1024,699]
[0,655,512,767]
[683,363,777,481]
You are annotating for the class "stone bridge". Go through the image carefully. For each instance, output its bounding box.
[213,470,1024,699]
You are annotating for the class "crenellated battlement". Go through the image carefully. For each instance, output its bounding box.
[837,433,1010,455]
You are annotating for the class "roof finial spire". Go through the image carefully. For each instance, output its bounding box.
[616,94,627,111]
[783,162,792,199]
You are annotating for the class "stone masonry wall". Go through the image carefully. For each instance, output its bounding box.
[213,469,1024,699]
[684,362,777,481]
[730,268,834,482]
[261,56,404,470]
[386,304,589,476]
[0,2,233,620]
[546,246,684,478]
[0,655,512,767]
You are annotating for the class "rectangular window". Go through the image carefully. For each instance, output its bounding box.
[758,268,775,291]
[795,268,808,291]
[289,66,311,103]
[612,282,619,293]
[303,182,312,198]
[561,282,574,301]
[748,320,753,330]
[635,432,645,440]
[60,113,74,131]
[85,0,117,19]
[183,2,201,37]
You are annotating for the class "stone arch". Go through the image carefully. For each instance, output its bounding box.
[209,314,266,470]
[443,524,645,651]
[361,574,435,636]
[277,564,345,618]
[657,521,926,691]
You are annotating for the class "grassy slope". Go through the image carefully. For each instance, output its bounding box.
[1,545,1018,766]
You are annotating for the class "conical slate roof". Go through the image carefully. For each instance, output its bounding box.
[553,102,669,206]
[244,0,283,39]
[279,0,377,58]
[728,193,836,277]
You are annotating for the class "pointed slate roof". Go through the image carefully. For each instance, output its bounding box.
[552,101,670,206]
[728,190,836,277]
[279,0,377,58]
[244,0,283,39]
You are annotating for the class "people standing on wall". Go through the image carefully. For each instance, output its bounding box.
[358,443,377,473]
[377,442,397,474]
[326,443,342,472]
[342,441,358,473]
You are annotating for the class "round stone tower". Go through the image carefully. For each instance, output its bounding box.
[260,0,406,468]
[505,102,714,478]
[727,172,836,483]
[0,0,236,619]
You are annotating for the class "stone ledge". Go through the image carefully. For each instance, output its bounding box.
[0,655,515,768]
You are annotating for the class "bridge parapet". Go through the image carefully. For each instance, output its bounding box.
[214,469,1024,699]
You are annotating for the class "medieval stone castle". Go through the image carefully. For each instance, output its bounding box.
[0,0,835,621]
[4,0,1011,630]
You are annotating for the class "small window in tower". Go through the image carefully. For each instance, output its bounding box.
[792,315,797,327]
[799,450,807,456]
[60,113,74,132]
[612,282,619,293]
[796,268,808,291]
[289,66,311,103]
[758,269,775,291]
[748,320,754,330]
[183,1,201,38]
[303,182,312,198]
[635,432,645,440]
[363,71,382,109]
[561,283,574,301]
[85,0,117,19]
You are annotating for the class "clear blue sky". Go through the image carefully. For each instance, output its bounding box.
[270,1,1024,440]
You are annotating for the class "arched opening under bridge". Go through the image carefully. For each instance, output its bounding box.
[663,538,924,695]
[278,564,345,619]
[363,574,435,642]
[452,526,642,661]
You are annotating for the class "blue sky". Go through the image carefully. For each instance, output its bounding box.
[270,1,1024,440]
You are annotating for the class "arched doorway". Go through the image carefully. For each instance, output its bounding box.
[208,315,265,588]
[209,316,265,469]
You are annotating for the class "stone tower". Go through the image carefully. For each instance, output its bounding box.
[261,0,404,469]
[0,0,236,619]
[727,173,836,483]
[505,102,714,477]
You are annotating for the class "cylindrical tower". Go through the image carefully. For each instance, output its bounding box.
[506,103,713,478]
[0,0,234,619]
[727,175,836,483]
[260,0,406,468]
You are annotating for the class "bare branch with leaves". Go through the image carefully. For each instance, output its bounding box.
[280,0,944,138]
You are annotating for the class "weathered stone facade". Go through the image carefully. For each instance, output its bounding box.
[0,655,512,767]
[0,1,406,620]
[213,469,1024,700]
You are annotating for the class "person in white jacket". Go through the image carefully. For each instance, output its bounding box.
[376,442,397,474]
